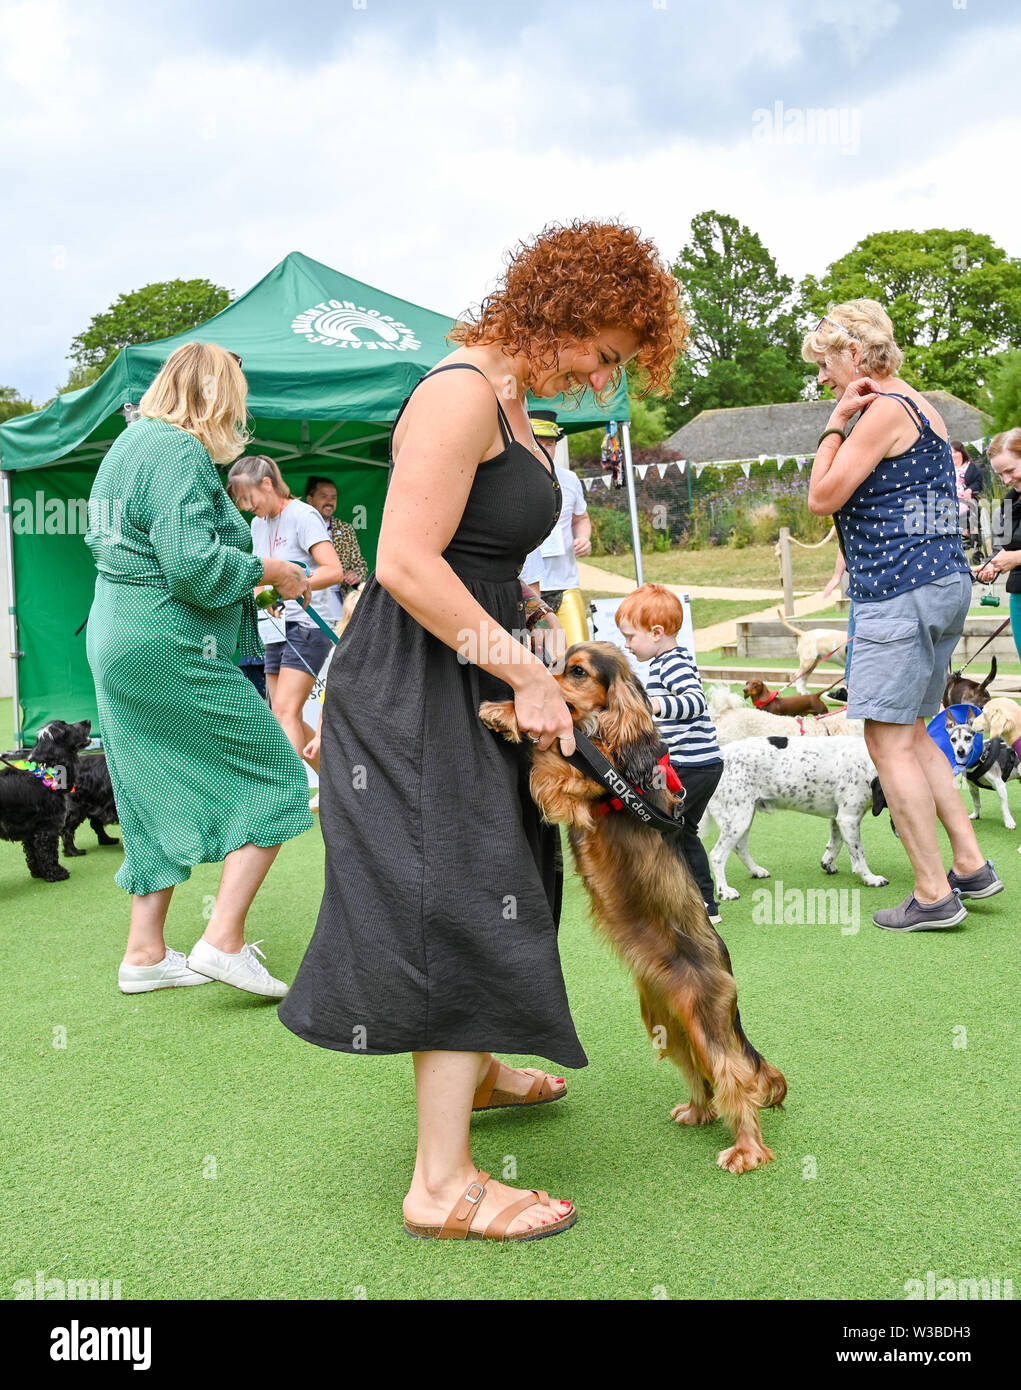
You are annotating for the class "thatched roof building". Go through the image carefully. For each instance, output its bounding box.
[664,392,991,462]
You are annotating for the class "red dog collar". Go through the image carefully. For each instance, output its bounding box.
[594,754,683,816]
[753,690,779,709]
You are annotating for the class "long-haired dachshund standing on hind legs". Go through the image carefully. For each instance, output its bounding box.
[480,642,787,1173]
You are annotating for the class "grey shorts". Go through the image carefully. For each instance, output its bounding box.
[847,571,972,725]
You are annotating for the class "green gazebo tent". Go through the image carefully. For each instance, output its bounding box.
[0,251,629,746]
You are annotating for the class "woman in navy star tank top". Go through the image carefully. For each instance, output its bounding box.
[804,299,1000,933]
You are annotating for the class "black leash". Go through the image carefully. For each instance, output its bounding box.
[960,555,1012,669]
[563,730,684,834]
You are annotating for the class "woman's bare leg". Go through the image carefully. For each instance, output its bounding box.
[402,1051,573,1237]
[911,720,987,877]
[124,887,175,965]
[201,842,283,956]
[271,667,320,773]
[866,719,985,902]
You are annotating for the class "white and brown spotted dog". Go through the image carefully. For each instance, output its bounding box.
[700,734,888,901]
[708,685,863,744]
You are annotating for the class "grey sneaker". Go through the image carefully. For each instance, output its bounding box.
[873,890,967,932]
[946,860,1003,900]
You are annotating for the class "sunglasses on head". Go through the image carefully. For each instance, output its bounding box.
[227,350,243,368]
[813,315,860,342]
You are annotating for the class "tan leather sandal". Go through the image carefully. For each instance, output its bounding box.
[471,1057,567,1111]
[404,1171,577,1242]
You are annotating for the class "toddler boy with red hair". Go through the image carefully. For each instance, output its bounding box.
[616,583,723,923]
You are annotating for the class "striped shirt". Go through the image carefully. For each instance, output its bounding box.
[646,646,722,768]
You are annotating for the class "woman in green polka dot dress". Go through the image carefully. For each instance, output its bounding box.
[84,343,315,998]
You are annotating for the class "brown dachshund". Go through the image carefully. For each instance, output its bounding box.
[743,679,829,717]
[480,642,786,1174]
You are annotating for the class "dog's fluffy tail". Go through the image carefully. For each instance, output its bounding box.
[733,1007,787,1109]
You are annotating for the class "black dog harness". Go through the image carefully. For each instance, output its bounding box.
[563,731,685,833]
[966,736,1017,784]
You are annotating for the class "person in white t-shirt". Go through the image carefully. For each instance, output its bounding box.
[520,411,592,647]
[227,456,343,775]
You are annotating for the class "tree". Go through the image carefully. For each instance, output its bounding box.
[0,385,37,423]
[68,278,233,375]
[799,229,1021,407]
[58,363,104,396]
[568,394,670,462]
[985,350,1021,433]
[663,211,808,434]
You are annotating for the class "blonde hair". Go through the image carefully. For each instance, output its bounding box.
[989,428,1021,462]
[801,299,904,377]
[138,342,249,465]
[226,454,292,503]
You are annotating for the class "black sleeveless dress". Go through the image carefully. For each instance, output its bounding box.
[278,364,588,1070]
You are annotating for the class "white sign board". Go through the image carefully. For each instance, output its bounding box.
[588,594,696,690]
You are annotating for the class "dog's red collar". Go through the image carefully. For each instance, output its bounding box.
[594,754,682,816]
[753,690,779,709]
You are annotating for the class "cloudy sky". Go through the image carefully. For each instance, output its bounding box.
[1,0,1018,403]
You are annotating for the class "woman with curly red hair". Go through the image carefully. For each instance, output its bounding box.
[279,221,685,1241]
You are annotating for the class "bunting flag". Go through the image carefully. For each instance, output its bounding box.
[571,447,830,487]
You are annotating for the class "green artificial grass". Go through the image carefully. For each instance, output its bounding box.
[2,785,1018,1301]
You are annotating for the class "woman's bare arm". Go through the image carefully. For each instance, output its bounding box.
[809,383,905,515]
[306,538,344,592]
[375,370,573,749]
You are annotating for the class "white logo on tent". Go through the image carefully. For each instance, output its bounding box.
[292,300,421,351]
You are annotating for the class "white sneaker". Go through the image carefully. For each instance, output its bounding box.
[186,938,289,999]
[119,947,215,995]
[309,793,319,813]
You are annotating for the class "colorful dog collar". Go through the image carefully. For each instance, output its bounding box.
[0,757,75,793]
